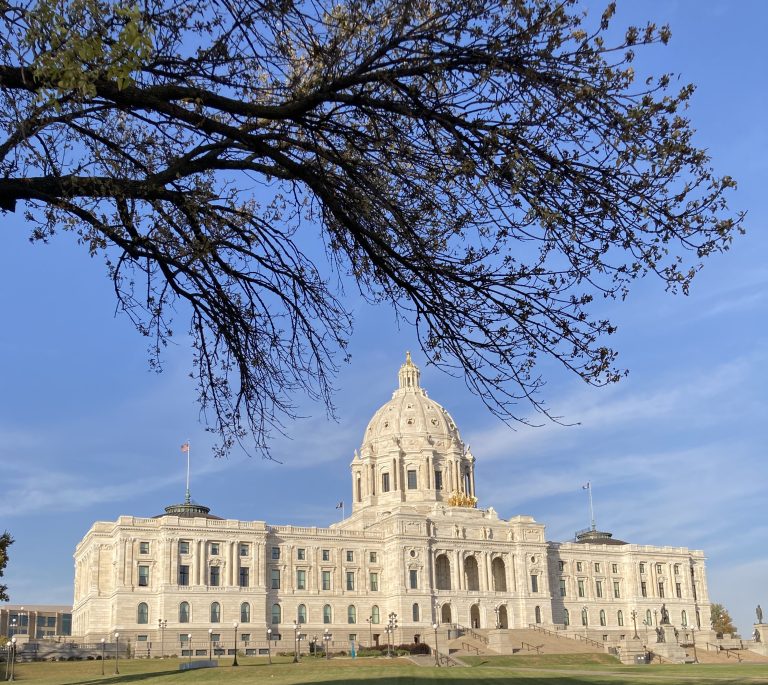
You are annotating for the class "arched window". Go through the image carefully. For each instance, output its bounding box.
[646,609,652,625]
[464,556,479,591]
[179,602,190,623]
[696,609,701,628]
[534,606,542,624]
[210,602,221,623]
[371,605,380,624]
[137,602,148,624]
[491,557,507,592]
[241,602,250,623]
[271,603,281,625]
[348,605,357,624]
[581,608,588,626]
[617,610,624,627]
[412,603,420,622]
[563,608,570,626]
[681,610,688,626]
[435,554,451,590]
[298,604,307,623]
[599,610,606,626]
[323,605,332,624]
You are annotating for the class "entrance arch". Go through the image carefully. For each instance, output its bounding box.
[470,604,481,629]
[464,556,480,591]
[435,554,451,590]
[497,605,509,629]
[491,557,507,591]
[440,604,452,624]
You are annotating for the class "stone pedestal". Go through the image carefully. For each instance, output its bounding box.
[749,624,768,655]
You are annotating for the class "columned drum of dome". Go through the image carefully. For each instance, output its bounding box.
[350,353,476,513]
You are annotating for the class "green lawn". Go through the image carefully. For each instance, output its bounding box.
[8,654,768,685]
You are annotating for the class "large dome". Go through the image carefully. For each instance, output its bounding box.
[361,352,462,452]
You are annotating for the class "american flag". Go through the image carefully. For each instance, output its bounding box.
[335,501,343,509]
[181,442,190,453]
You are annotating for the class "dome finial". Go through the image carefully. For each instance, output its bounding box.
[398,351,421,390]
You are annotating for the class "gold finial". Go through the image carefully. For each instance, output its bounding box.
[406,350,412,364]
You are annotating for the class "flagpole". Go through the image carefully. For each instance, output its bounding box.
[587,482,595,531]
[185,441,191,504]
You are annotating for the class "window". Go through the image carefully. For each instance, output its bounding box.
[179,633,190,643]
[179,541,190,555]
[272,547,280,560]
[322,549,330,561]
[371,606,380,624]
[137,602,148,624]
[297,569,306,590]
[576,562,583,572]
[382,473,390,492]
[137,635,148,642]
[210,566,220,587]
[298,604,307,622]
[412,603,420,621]
[241,602,251,623]
[681,610,688,627]
[210,543,220,555]
[646,609,652,625]
[558,560,565,571]
[348,605,357,624]
[179,602,190,623]
[594,562,601,573]
[674,564,680,575]
[559,579,567,597]
[210,633,220,642]
[535,606,542,624]
[239,544,249,556]
[369,573,379,592]
[348,634,357,642]
[618,610,624,626]
[322,571,331,591]
[675,582,682,598]
[210,602,221,623]
[612,563,618,574]
[595,580,603,598]
[613,581,620,598]
[298,548,306,561]
[323,605,332,624]
[581,608,588,626]
[138,565,150,586]
[271,604,281,625]
[578,579,585,598]
[658,582,664,598]
[346,571,355,591]
[641,581,647,597]
[407,470,417,489]
[239,567,249,587]
[656,563,663,574]
[639,562,646,574]
[434,470,443,490]
[139,542,149,554]
[369,552,377,563]
[241,634,251,643]
[176,564,189,586]
[530,574,538,593]
[410,570,418,589]
[346,550,354,562]
[599,610,606,627]
[271,569,280,590]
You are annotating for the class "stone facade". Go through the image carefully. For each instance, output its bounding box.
[72,354,711,652]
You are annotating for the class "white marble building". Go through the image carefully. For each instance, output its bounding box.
[72,354,710,652]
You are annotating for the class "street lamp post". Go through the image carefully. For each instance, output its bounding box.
[8,638,16,682]
[293,620,301,663]
[366,617,373,647]
[582,606,588,639]
[691,626,698,663]
[432,623,440,667]
[4,641,10,681]
[187,634,192,665]
[311,636,317,657]
[323,629,331,660]
[9,619,16,639]
[100,638,105,676]
[653,610,659,627]
[631,610,639,640]
[642,619,649,643]
[266,628,272,664]
[158,618,167,658]
[387,612,398,657]
[114,633,120,675]
[232,622,239,666]
[208,628,213,659]
[494,606,499,630]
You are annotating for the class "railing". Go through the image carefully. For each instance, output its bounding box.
[704,642,720,652]
[460,642,481,655]
[456,624,487,644]
[649,651,671,664]
[521,641,542,654]
[725,649,743,662]
[528,624,563,640]
[527,623,602,649]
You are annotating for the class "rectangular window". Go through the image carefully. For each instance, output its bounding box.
[239,567,249,588]
[434,471,443,490]
[297,570,306,590]
[272,547,280,560]
[178,565,189,586]
[656,563,663,574]
[271,569,280,590]
[369,552,377,563]
[675,582,682,598]
[346,550,354,562]
[139,542,149,554]
[407,469,417,489]
[239,544,249,557]
[180,634,190,643]
[410,570,418,589]
[347,571,355,591]
[558,560,565,571]
[658,582,664,598]
[578,579,585,597]
[641,581,647,597]
[348,633,357,642]
[382,473,390,492]
[595,580,603,598]
[210,566,220,587]
[639,562,646,574]
[674,564,680,575]
[298,548,306,561]
[576,562,583,572]
[322,570,331,591]
[594,562,601,573]
[613,581,620,598]
[210,543,220,555]
[210,633,220,643]
[559,578,566,597]
[241,634,250,643]
[138,565,150,586]
[179,541,190,555]
[530,574,538,593]
[612,563,618,574]
[137,635,148,642]
[322,549,330,561]
[370,572,379,591]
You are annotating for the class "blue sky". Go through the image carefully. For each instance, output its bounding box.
[1,0,766,636]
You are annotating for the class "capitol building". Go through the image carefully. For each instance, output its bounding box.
[72,354,711,653]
